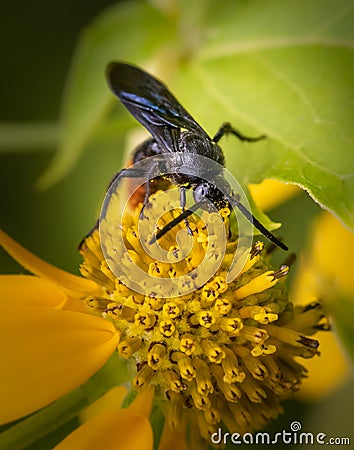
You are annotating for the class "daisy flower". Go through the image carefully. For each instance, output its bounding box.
[0,184,328,449]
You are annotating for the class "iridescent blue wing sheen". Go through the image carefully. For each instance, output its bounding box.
[106,62,209,153]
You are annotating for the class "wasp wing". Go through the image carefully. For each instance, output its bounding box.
[106,62,209,153]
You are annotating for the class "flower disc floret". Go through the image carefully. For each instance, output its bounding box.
[79,191,326,445]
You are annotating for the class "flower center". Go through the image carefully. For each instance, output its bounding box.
[79,190,326,441]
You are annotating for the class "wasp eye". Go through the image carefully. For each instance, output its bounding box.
[194,182,209,203]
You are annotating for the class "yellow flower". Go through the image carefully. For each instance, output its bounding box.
[0,185,327,449]
[0,230,119,426]
[291,211,353,400]
[0,230,154,449]
[249,179,352,401]
[55,388,153,450]
[249,179,300,211]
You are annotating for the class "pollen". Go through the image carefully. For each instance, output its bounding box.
[79,190,326,447]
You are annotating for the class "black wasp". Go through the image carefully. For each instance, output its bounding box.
[103,62,287,251]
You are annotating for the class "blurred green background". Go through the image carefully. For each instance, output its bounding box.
[0,0,122,275]
[0,1,353,449]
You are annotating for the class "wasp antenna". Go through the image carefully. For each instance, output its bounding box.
[228,196,288,251]
[149,201,205,245]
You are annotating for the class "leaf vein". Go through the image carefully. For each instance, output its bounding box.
[199,36,354,61]
[192,66,347,180]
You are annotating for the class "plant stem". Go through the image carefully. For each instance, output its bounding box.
[0,122,60,152]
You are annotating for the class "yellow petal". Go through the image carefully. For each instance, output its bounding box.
[295,331,350,401]
[80,386,128,423]
[0,230,98,294]
[158,424,188,450]
[128,387,153,417]
[0,307,119,424]
[54,409,153,450]
[248,179,300,211]
[291,211,352,400]
[308,212,354,292]
[0,275,66,308]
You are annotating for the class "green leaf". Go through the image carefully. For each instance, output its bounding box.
[38,0,354,232]
[294,378,354,450]
[329,292,354,363]
[172,0,354,230]
[36,1,175,189]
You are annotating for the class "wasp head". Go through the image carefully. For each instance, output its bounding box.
[193,178,231,212]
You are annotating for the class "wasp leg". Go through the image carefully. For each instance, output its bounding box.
[107,166,147,189]
[80,167,147,248]
[180,186,193,235]
[99,166,148,222]
[212,122,265,143]
[83,163,159,247]
[139,161,162,218]
[140,179,151,218]
[150,201,204,244]
[228,195,288,251]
